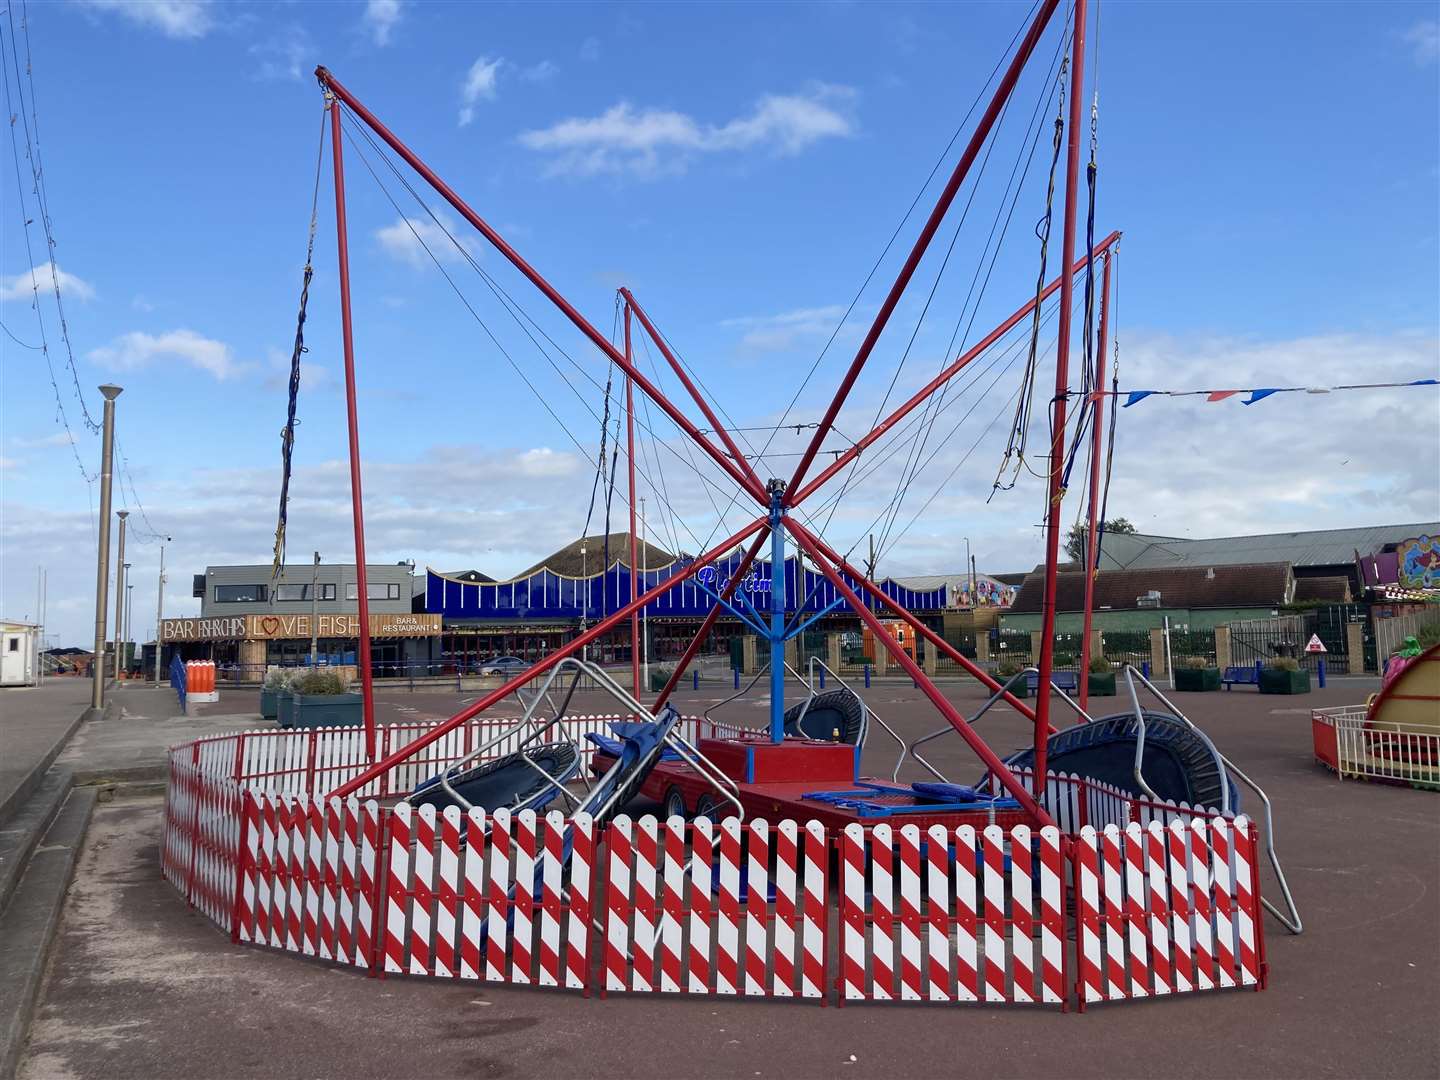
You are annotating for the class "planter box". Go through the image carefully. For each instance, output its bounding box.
[1259,668,1310,695]
[260,687,281,721]
[1175,667,1222,692]
[1000,678,1030,699]
[276,691,296,729]
[291,692,365,729]
[1087,672,1117,697]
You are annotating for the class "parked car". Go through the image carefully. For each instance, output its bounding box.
[479,655,530,677]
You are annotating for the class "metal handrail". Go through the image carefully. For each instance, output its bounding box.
[905,666,1096,783]
[1119,664,1303,935]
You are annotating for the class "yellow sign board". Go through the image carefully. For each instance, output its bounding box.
[160,613,441,642]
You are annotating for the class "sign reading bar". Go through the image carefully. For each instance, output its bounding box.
[160,613,442,642]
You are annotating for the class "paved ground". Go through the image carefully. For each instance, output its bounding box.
[0,680,92,811]
[19,675,1440,1079]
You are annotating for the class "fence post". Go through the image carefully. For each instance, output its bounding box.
[1148,628,1167,677]
[304,730,319,796]
[1345,621,1365,674]
[230,790,252,944]
[1214,626,1232,672]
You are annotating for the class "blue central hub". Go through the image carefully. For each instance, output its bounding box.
[767,479,787,743]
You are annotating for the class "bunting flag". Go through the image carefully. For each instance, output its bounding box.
[1097,377,1437,408]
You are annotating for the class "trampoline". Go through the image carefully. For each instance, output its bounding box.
[409,741,580,814]
[783,688,868,745]
[1001,709,1239,811]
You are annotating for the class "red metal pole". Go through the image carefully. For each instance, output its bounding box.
[619,287,763,495]
[785,518,1054,828]
[652,527,771,710]
[784,517,1051,730]
[1077,249,1112,711]
[327,93,377,761]
[1033,0,1088,795]
[783,0,1061,503]
[789,231,1120,509]
[329,515,766,799]
[625,305,642,698]
[314,69,766,508]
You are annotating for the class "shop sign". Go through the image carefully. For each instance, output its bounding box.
[160,613,442,642]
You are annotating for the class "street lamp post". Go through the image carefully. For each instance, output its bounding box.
[90,384,122,709]
[580,543,588,662]
[125,578,133,674]
[114,512,129,675]
[310,551,321,666]
[154,537,171,683]
[640,497,649,691]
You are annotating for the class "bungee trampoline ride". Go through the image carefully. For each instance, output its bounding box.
[164,0,1302,1008]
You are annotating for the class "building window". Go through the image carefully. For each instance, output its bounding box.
[214,584,267,603]
[320,583,336,600]
[274,584,309,602]
[7,638,17,652]
[346,582,401,600]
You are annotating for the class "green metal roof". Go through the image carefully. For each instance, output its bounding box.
[1099,522,1440,572]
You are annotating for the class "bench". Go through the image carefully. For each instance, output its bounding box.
[1026,670,1079,693]
[1222,665,1261,690]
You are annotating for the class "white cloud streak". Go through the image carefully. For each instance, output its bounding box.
[459,56,502,126]
[518,86,856,177]
[374,213,475,268]
[87,329,243,380]
[1404,19,1439,65]
[362,0,404,47]
[0,265,96,303]
[722,305,849,352]
[74,0,214,39]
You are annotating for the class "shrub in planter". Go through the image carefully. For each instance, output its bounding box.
[290,669,364,728]
[1259,656,1310,695]
[261,668,291,722]
[1087,655,1117,697]
[996,661,1029,698]
[648,665,675,693]
[1174,655,1221,692]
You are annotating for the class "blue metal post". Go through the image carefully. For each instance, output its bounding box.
[734,667,740,690]
[1254,659,1262,682]
[864,665,871,688]
[767,481,786,742]
[1141,660,1150,679]
[819,667,826,690]
[1317,658,1326,688]
[693,669,699,691]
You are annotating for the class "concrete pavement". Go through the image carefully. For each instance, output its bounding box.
[0,679,93,817]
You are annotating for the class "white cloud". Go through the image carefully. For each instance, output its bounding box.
[362,0,404,46]
[722,305,849,352]
[250,25,311,81]
[519,59,558,83]
[0,264,96,303]
[1404,19,1439,65]
[517,85,856,177]
[132,294,156,312]
[88,329,243,380]
[459,56,502,126]
[374,213,474,268]
[0,457,17,470]
[74,0,214,39]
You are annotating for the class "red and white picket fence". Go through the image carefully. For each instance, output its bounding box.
[162,721,1267,1008]
[1311,705,1440,787]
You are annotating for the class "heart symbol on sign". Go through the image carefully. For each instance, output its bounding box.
[260,616,281,636]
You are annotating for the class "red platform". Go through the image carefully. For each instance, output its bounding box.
[594,736,1035,832]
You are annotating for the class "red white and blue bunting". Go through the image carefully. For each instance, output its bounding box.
[1096,378,1438,409]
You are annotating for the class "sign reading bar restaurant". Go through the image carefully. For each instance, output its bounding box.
[160,613,442,642]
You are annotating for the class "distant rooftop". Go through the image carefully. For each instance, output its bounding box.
[1095,522,1440,573]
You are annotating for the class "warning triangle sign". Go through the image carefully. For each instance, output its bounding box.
[1304,634,1327,654]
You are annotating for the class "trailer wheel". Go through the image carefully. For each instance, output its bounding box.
[695,793,721,821]
[663,785,688,820]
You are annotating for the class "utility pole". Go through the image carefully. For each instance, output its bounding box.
[580,542,588,662]
[962,536,972,604]
[35,566,44,684]
[866,533,876,580]
[154,538,170,683]
[91,385,122,709]
[309,551,321,665]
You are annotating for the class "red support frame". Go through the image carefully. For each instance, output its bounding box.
[1032,0,1089,792]
[315,1,1098,803]
[625,306,641,697]
[326,92,377,760]
[1077,249,1113,710]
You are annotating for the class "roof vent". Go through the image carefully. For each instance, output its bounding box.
[1136,590,1162,608]
[1206,567,1215,580]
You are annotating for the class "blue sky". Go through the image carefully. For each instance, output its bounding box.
[2,0,1438,647]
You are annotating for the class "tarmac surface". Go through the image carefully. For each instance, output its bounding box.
[18,674,1440,1079]
[0,680,92,813]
